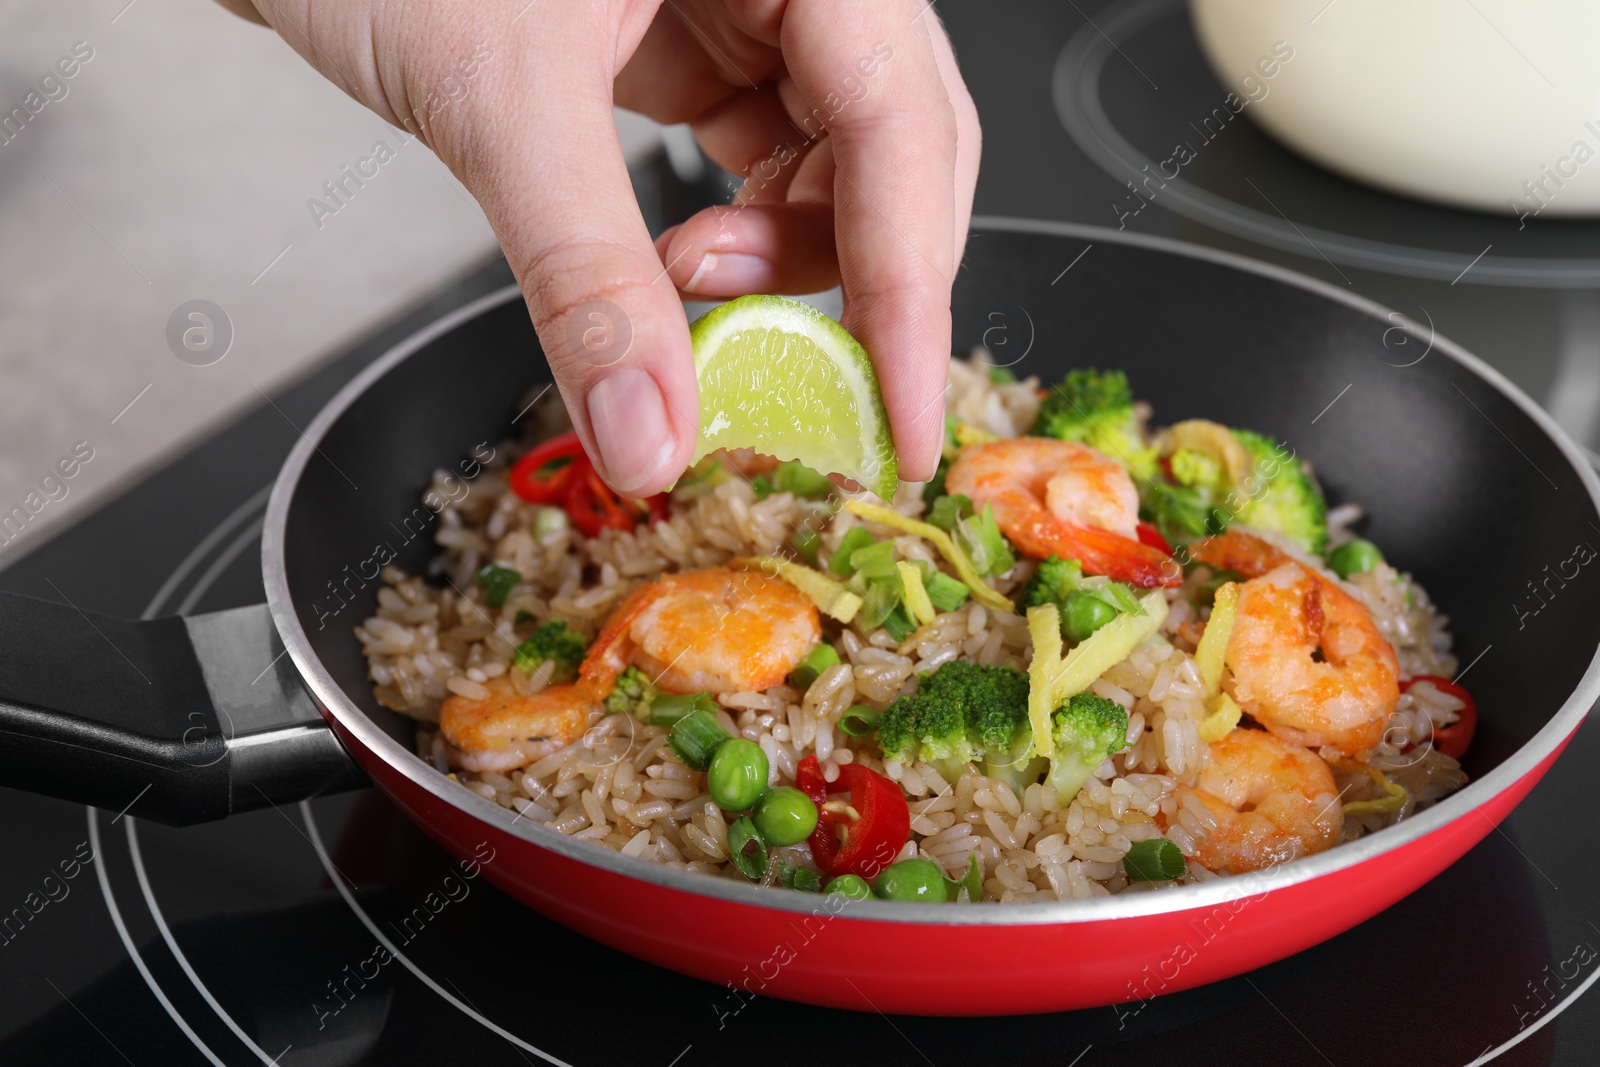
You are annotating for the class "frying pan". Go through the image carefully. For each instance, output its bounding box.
[3,218,1597,1015]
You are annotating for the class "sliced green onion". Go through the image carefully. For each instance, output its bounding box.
[779,862,823,893]
[1079,577,1146,617]
[648,691,718,727]
[727,816,768,880]
[532,506,568,538]
[828,527,876,576]
[987,366,1017,384]
[880,606,916,641]
[672,458,729,501]
[770,460,834,499]
[944,853,983,902]
[474,564,521,608]
[789,642,841,689]
[751,474,774,500]
[790,526,822,565]
[1123,838,1186,882]
[849,540,898,580]
[957,505,1015,577]
[925,493,974,532]
[839,705,880,737]
[858,576,903,630]
[668,708,730,771]
[858,575,913,637]
[922,569,971,613]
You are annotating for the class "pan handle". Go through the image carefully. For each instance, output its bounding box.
[0,593,366,825]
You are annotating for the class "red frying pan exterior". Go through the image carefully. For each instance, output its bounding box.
[322,691,1581,1015]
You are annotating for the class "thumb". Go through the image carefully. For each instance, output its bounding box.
[465,15,698,496]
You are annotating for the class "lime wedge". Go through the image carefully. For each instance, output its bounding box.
[689,295,898,500]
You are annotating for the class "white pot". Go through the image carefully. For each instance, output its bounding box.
[1188,0,1600,218]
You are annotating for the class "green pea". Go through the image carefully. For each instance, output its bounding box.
[1328,538,1384,579]
[824,874,873,899]
[873,858,948,901]
[706,739,769,811]
[751,786,819,846]
[1062,590,1118,643]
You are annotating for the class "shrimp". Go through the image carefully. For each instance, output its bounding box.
[439,678,596,772]
[944,437,1180,587]
[581,565,821,696]
[1192,531,1400,757]
[1178,728,1342,874]
[438,565,815,768]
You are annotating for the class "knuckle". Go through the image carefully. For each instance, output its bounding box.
[517,235,661,364]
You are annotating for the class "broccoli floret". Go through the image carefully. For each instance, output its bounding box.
[1140,479,1221,546]
[1139,425,1326,552]
[603,665,658,718]
[873,697,923,766]
[875,661,1036,786]
[1168,447,1224,491]
[910,698,974,763]
[1032,369,1156,478]
[512,620,586,683]
[1047,693,1131,803]
[1020,555,1084,612]
[1230,429,1328,556]
[921,662,1029,754]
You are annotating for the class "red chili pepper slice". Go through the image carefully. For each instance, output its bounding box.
[563,455,636,538]
[509,432,584,504]
[1401,675,1477,760]
[512,431,671,534]
[1136,521,1173,555]
[797,754,911,880]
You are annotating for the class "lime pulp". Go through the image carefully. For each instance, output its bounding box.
[688,295,898,501]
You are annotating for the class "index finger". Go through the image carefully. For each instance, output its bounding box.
[779,0,961,483]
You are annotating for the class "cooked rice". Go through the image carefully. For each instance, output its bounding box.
[358,361,1465,901]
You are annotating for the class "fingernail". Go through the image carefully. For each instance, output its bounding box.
[683,252,774,294]
[586,368,676,494]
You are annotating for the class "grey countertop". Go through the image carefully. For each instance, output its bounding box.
[0,0,659,560]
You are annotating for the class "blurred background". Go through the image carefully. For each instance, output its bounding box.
[0,0,656,554]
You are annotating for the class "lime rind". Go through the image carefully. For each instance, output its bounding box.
[688,295,899,501]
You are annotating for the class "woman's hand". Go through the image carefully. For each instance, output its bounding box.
[219,0,979,494]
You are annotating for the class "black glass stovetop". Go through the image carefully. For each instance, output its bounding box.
[5,3,1600,1064]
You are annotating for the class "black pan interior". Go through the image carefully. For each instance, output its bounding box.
[283,228,1600,780]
